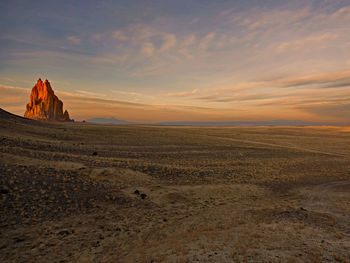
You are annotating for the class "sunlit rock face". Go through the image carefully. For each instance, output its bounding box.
[24,78,71,122]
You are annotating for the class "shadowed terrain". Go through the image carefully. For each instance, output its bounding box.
[0,108,350,262]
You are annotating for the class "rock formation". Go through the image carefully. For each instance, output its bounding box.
[24,78,71,122]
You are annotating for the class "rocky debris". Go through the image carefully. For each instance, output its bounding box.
[133,190,146,199]
[92,152,98,156]
[24,78,70,122]
[0,186,9,195]
[13,237,25,243]
[0,164,132,226]
[57,230,71,236]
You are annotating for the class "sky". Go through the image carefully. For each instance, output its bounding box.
[0,0,350,123]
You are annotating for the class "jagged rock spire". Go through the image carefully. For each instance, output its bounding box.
[24,78,71,122]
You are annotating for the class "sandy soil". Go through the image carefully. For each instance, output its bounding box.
[0,108,350,262]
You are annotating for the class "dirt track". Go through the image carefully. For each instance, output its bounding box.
[304,180,350,235]
[202,134,348,158]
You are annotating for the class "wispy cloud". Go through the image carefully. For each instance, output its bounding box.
[130,69,167,77]
[140,42,155,56]
[293,100,350,123]
[331,6,350,19]
[0,85,29,112]
[181,34,196,47]
[112,30,128,41]
[277,33,338,52]
[77,90,106,97]
[278,70,350,88]
[165,88,199,97]
[199,32,215,51]
[67,36,81,44]
[159,33,176,52]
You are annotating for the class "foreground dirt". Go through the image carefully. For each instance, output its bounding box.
[0,109,350,262]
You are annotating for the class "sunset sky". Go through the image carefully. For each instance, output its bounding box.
[1,0,350,123]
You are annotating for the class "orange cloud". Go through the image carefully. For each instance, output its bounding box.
[112,30,128,41]
[277,33,338,52]
[159,34,176,52]
[278,70,350,88]
[67,36,81,44]
[165,88,199,97]
[140,42,155,56]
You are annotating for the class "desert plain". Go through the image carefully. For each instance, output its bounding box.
[0,108,350,263]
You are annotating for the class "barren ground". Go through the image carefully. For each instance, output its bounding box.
[0,109,350,262]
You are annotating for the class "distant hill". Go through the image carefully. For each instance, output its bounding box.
[87,117,131,124]
[1,109,343,127]
[0,107,55,129]
[154,120,336,126]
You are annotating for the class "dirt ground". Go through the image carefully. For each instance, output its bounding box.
[0,108,350,262]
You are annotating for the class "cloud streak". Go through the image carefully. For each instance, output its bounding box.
[277,33,338,52]
[278,70,350,88]
[67,36,81,44]
[165,88,199,97]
